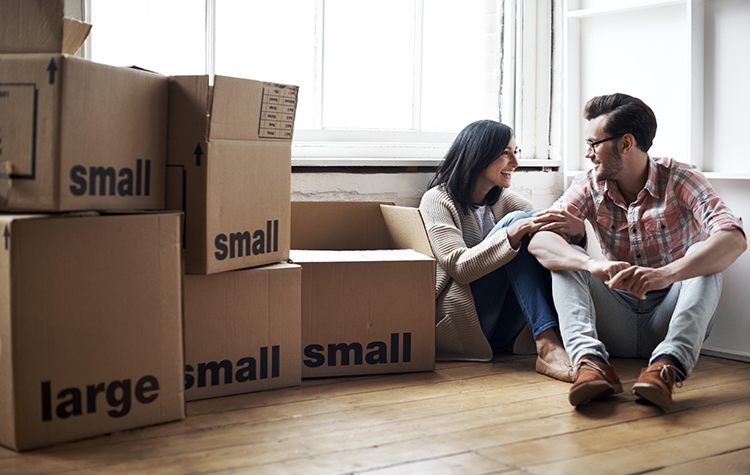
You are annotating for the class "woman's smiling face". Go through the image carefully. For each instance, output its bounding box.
[477,136,519,192]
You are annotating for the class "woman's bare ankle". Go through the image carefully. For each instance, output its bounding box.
[535,328,568,362]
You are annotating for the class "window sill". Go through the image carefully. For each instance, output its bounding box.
[291,157,562,169]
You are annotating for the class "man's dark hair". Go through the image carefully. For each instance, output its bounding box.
[584,93,658,152]
[428,119,513,214]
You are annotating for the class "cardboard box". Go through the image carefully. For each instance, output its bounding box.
[0,0,92,55]
[290,202,436,378]
[0,54,169,211]
[0,212,185,452]
[166,75,298,275]
[183,263,302,401]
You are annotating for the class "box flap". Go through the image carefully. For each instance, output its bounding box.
[209,76,298,142]
[62,17,91,55]
[291,202,393,250]
[168,75,212,143]
[380,205,434,258]
[0,1,89,55]
[0,214,52,226]
[290,249,432,264]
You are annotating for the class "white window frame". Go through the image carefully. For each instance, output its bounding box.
[80,0,557,167]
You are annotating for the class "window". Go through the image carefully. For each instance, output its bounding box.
[88,1,546,164]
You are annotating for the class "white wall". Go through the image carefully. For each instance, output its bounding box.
[291,170,563,209]
[697,0,750,359]
[702,178,750,361]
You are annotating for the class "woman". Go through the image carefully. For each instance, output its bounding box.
[419,119,572,381]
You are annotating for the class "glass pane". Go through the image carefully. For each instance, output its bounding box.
[90,0,205,76]
[421,0,501,131]
[215,0,317,130]
[323,0,415,130]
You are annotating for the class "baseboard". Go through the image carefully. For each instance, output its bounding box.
[700,346,750,363]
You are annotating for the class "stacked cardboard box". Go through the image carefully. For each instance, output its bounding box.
[182,263,301,401]
[0,212,184,451]
[0,1,184,451]
[166,75,295,275]
[1,0,440,452]
[165,75,303,402]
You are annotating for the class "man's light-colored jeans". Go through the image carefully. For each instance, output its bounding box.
[551,243,722,377]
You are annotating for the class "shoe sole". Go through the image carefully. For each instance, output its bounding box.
[569,380,624,406]
[632,383,671,410]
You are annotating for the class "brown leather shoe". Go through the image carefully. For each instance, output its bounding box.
[536,355,574,382]
[568,356,623,406]
[632,360,686,410]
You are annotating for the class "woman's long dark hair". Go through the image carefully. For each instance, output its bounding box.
[427,119,513,214]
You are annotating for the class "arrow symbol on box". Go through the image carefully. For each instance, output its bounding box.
[194,144,203,166]
[3,225,9,250]
[47,59,57,84]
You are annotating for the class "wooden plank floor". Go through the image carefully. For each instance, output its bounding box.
[2,355,749,474]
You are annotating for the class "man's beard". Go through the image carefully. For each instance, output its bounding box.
[595,147,624,181]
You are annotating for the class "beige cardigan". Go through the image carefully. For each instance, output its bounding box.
[419,185,534,361]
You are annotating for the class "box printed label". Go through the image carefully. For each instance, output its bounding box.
[259,85,298,139]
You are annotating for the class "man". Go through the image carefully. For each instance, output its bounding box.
[528,93,746,410]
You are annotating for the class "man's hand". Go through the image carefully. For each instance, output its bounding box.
[607,266,673,300]
[533,210,586,243]
[586,259,632,285]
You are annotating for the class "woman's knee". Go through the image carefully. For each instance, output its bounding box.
[496,210,533,228]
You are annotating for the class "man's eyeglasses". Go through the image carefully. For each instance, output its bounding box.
[586,134,623,153]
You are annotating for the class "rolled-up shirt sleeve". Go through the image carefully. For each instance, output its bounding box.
[675,168,745,239]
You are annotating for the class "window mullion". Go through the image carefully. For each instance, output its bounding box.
[500,0,516,127]
[412,0,424,131]
[206,0,216,79]
[316,0,325,129]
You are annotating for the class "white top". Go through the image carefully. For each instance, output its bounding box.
[471,203,496,239]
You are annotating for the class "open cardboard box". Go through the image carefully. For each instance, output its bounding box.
[0,212,185,451]
[166,75,298,275]
[290,202,436,378]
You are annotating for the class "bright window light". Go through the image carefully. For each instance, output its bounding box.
[87,0,508,157]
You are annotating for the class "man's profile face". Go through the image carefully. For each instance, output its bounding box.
[585,115,624,181]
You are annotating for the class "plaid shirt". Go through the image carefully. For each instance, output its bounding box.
[552,157,745,268]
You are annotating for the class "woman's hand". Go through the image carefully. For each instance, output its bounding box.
[506,217,543,250]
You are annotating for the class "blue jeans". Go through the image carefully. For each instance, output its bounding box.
[470,210,559,353]
[551,243,721,377]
